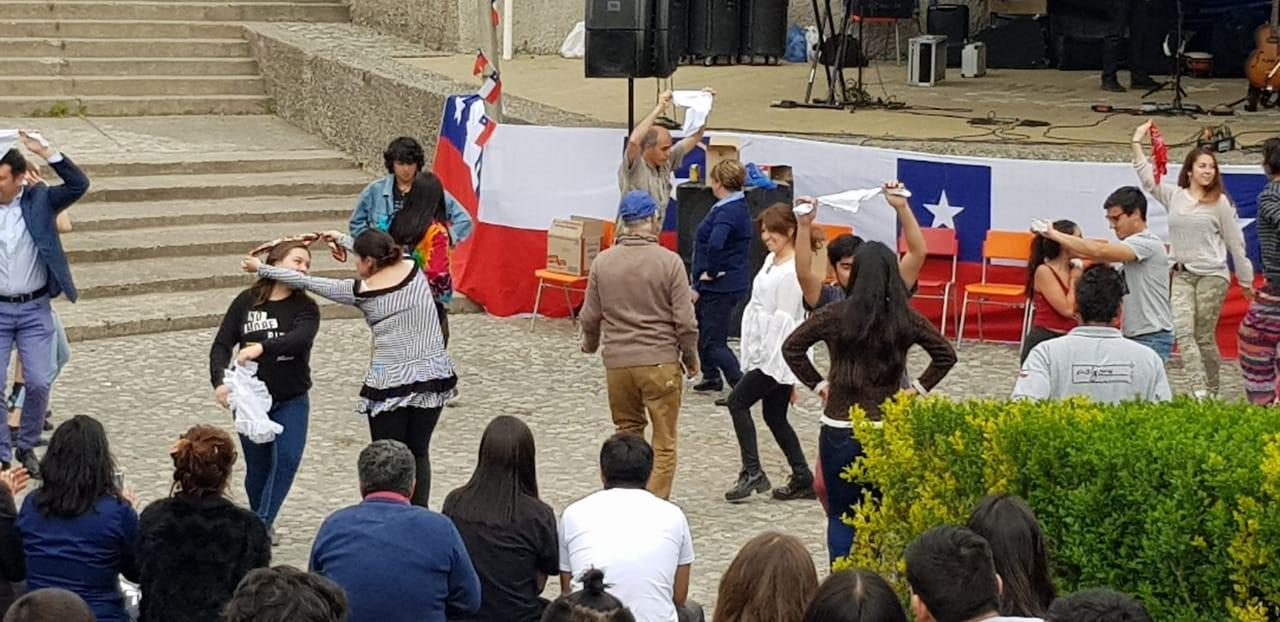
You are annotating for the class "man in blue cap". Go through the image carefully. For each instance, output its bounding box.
[580,191,700,500]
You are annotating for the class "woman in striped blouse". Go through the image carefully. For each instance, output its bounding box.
[242,229,457,508]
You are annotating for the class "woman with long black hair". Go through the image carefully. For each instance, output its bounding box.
[782,242,956,564]
[242,229,456,508]
[443,416,558,622]
[1021,219,1082,363]
[210,239,319,533]
[966,494,1056,618]
[388,172,457,344]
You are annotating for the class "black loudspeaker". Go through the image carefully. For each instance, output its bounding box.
[739,0,788,60]
[688,0,740,61]
[676,183,716,271]
[848,0,912,19]
[927,4,968,67]
[584,0,684,78]
[819,34,867,67]
[974,16,1048,69]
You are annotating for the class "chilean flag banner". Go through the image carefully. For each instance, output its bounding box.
[431,95,490,295]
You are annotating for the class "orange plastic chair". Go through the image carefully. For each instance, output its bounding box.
[817,223,854,284]
[900,227,959,336]
[602,221,616,251]
[956,230,1034,348]
[529,269,589,331]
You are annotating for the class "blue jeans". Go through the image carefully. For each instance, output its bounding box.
[1130,329,1174,363]
[695,290,744,386]
[10,309,70,411]
[239,393,310,528]
[0,297,54,460]
[819,424,872,566]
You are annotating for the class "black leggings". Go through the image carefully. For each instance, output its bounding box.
[368,406,442,508]
[726,369,810,480]
[1020,326,1066,364]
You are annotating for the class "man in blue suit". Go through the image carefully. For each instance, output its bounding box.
[0,130,89,476]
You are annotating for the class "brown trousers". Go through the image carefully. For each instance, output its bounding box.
[606,363,683,499]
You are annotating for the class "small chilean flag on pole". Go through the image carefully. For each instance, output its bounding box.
[475,114,498,147]
[478,71,502,104]
[490,0,499,26]
[472,49,491,76]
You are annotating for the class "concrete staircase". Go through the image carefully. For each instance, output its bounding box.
[52,149,372,341]
[0,0,348,116]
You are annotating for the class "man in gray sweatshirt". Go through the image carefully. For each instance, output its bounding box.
[581,191,699,500]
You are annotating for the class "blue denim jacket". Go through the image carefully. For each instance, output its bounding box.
[348,175,475,242]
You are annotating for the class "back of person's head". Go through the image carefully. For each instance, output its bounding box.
[826,233,864,267]
[351,229,403,271]
[801,569,907,622]
[599,433,652,490]
[383,136,425,175]
[388,172,448,248]
[540,569,636,622]
[444,415,540,524]
[838,241,913,385]
[357,439,415,497]
[37,414,119,518]
[710,159,746,192]
[223,565,349,622]
[1025,220,1079,295]
[905,526,1000,622]
[3,588,94,622]
[716,531,818,622]
[1046,589,1152,622]
[966,494,1055,618]
[170,424,237,499]
[1075,265,1125,325]
[1264,137,1280,177]
[1104,187,1148,221]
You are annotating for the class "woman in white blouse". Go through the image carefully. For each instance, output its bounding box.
[1133,121,1254,397]
[723,203,818,504]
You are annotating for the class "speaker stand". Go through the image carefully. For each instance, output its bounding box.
[627,77,635,131]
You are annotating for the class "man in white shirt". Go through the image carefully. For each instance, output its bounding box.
[1013,265,1171,403]
[558,433,701,622]
[906,526,1044,622]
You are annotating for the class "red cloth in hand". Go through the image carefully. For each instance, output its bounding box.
[1150,124,1169,184]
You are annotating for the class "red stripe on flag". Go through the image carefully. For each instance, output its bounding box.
[475,118,497,147]
[490,0,499,26]
[472,50,490,76]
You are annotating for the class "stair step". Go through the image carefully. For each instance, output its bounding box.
[73,250,353,298]
[69,195,355,231]
[0,1,349,20]
[0,94,270,116]
[81,170,370,203]
[0,57,258,77]
[64,150,354,178]
[0,37,250,58]
[0,75,265,96]
[63,218,347,262]
[55,285,363,342]
[0,18,244,38]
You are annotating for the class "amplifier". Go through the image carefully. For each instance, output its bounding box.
[962,42,987,77]
[908,35,947,86]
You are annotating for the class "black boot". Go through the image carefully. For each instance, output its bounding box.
[1101,76,1126,93]
[16,448,40,480]
[410,454,431,508]
[724,471,771,502]
[772,472,817,501]
[692,379,723,393]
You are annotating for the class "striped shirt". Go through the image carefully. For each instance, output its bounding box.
[258,252,457,417]
[1258,181,1280,294]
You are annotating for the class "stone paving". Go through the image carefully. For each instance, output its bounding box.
[37,313,1241,615]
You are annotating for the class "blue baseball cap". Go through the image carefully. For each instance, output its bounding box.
[618,190,658,222]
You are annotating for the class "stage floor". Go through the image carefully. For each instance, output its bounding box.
[400,53,1278,163]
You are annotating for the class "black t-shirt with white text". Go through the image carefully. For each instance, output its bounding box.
[209,289,320,401]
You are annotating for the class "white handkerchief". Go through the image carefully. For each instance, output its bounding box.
[672,90,714,135]
[817,188,885,214]
[0,129,17,155]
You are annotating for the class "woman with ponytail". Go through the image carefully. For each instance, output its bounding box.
[242,229,458,508]
[137,425,270,622]
[210,239,319,533]
[388,172,456,345]
[782,242,956,564]
[541,569,636,622]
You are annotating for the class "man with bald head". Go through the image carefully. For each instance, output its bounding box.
[617,89,713,232]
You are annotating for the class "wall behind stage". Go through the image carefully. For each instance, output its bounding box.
[463,124,1270,356]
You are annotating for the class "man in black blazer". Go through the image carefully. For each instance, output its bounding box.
[0,131,89,476]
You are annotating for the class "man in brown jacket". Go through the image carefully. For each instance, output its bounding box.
[581,191,699,499]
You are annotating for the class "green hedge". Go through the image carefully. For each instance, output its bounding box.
[834,396,1280,621]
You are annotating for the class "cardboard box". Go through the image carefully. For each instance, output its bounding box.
[545,216,608,276]
[705,136,741,175]
[989,0,1047,15]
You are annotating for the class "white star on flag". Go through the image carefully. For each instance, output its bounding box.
[924,190,965,229]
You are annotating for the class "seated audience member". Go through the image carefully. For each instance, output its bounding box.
[715,531,817,622]
[1012,265,1171,402]
[1046,589,1151,622]
[541,569,635,622]
[0,467,29,613]
[310,439,480,622]
[801,569,907,622]
[222,565,349,622]
[905,526,1044,622]
[15,416,139,622]
[443,416,558,622]
[3,588,94,622]
[559,434,701,622]
[967,495,1056,619]
[138,425,272,622]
